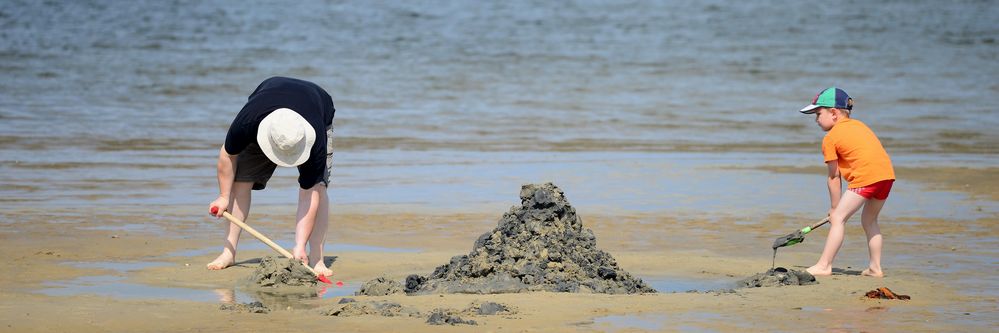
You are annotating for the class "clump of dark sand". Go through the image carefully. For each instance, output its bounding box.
[470,301,511,315]
[322,300,513,326]
[737,267,817,288]
[248,256,317,288]
[401,183,655,295]
[219,301,270,314]
[426,308,477,326]
[356,276,404,296]
[322,300,421,318]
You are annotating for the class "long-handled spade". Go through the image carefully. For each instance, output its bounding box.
[210,207,332,284]
[769,216,830,270]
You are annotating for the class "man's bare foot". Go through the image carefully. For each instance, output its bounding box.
[861,268,884,277]
[310,260,333,277]
[206,252,235,270]
[806,264,832,276]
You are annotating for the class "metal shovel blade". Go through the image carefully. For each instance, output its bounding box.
[772,230,806,249]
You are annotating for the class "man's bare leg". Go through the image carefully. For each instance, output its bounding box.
[807,191,866,276]
[860,198,887,277]
[293,186,318,266]
[308,185,332,276]
[207,182,254,270]
[292,185,332,276]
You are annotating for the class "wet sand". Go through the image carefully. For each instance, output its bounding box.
[1,167,995,332]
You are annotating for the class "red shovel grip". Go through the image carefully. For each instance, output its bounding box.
[210,206,219,215]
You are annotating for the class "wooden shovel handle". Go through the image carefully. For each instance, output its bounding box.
[810,216,831,230]
[216,209,319,276]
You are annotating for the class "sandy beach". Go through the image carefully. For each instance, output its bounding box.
[1,166,995,332]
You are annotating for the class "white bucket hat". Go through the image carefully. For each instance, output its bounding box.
[256,108,315,167]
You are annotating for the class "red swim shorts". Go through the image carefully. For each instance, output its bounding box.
[849,179,894,200]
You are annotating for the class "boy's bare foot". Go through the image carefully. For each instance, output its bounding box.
[206,252,235,270]
[312,261,333,277]
[806,264,832,276]
[861,268,884,277]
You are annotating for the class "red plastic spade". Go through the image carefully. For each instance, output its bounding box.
[211,206,332,284]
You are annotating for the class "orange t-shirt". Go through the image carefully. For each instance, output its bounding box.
[822,118,895,188]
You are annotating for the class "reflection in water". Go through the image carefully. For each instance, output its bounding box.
[214,288,236,304]
[221,281,360,310]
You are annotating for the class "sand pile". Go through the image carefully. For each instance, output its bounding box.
[323,300,512,326]
[737,267,817,288]
[219,301,269,314]
[323,299,421,318]
[401,183,655,295]
[248,256,318,288]
[357,276,404,296]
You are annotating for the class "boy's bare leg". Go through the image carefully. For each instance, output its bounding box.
[860,198,887,277]
[207,181,254,270]
[308,185,332,276]
[807,191,866,276]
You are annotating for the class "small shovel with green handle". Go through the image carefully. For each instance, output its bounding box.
[772,217,830,249]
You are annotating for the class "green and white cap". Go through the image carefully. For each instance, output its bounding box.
[800,87,853,114]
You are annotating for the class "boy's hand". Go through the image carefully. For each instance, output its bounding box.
[209,196,229,218]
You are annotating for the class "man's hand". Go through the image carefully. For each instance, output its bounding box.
[209,196,229,218]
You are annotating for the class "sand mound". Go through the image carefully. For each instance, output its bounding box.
[356,276,404,296]
[403,183,655,294]
[219,301,269,314]
[737,267,817,288]
[426,309,477,326]
[323,300,512,325]
[248,256,317,288]
[323,299,422,318]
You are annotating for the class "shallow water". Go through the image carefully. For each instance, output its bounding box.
[1,1,997,213]
[1,0,995,218]
[643,275,734,293]
[38,275,242,303]
[164,242,420,258]
[44,260,359,307]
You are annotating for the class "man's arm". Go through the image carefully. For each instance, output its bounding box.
[826,160,841,216]
[210,146,238,217]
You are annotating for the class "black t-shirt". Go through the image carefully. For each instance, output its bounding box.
[224,76,335,189]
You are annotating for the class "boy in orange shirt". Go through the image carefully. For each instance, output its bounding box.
[799,87,895,277]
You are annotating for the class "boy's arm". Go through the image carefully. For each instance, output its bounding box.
[210,146,238,217]
[826,160,841,216]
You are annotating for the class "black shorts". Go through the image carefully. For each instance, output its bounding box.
[234,125,333,190]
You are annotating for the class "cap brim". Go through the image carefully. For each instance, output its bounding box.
[799,104,820,114]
